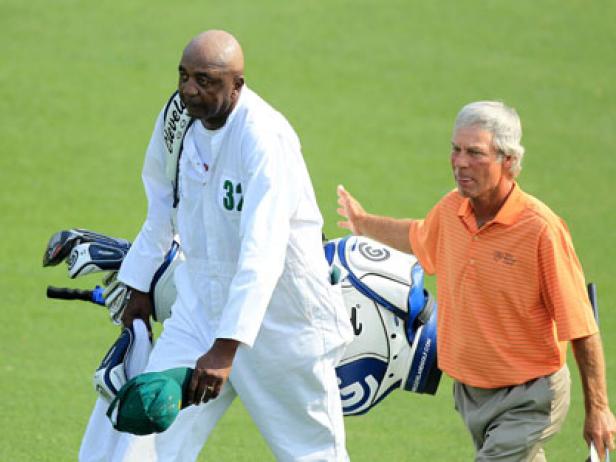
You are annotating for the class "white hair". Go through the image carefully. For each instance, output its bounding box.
[454,101,525,177]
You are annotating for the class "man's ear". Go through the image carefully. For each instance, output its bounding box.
[502,154,514,173]
[234,75,245,91]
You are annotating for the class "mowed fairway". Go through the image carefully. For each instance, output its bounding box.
[1,1,615,460]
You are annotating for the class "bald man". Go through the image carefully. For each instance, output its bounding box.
[111,30,353,461]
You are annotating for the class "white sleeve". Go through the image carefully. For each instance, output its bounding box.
[215,130,301,346]
[117,110,175,292]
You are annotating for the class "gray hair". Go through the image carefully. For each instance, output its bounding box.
[454,101,525,177]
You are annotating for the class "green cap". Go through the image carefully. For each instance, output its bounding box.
[107,367,193,435]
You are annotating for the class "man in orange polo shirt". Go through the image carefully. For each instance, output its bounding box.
[336,101,616,461]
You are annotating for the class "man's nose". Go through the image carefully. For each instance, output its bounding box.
[182,79,198,96]
[451,151,469,168]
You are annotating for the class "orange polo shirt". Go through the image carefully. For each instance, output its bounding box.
[409,183,597,388]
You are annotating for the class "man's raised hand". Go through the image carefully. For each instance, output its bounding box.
[337,185,366,235]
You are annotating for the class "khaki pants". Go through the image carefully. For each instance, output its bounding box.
[454,365,571,462]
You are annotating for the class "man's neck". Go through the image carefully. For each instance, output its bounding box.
[471,180,515,229]
[201,113,229,131]
[202,103,238,131]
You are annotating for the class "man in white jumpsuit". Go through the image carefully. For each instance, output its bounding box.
[113,30,353,461]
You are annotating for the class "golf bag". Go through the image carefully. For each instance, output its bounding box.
[44,229,441,415]
[325,236,440,415]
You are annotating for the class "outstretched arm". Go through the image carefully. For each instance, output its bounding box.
[336,184,414,254]
[571,332,616,460]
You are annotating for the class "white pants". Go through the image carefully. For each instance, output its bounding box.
[112,288,349,462]
[79,320,153,462]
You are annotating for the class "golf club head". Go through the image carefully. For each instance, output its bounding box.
[43,229,86,267]
[43,228,132,268]
[67,242,128,278]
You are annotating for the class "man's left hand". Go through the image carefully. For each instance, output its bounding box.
[188,338,240,405]
[572,333,616,460]
[585,406,616,460]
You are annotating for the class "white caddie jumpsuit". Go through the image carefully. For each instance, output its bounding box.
[112,87,353,462]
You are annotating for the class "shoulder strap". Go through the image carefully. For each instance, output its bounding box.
[162,91,194,208]
[335,235,428,338]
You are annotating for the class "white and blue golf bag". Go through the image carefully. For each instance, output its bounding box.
[44,230,441,416]
[324,235,440,415]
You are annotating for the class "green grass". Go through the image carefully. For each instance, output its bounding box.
[1,0,615,460]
